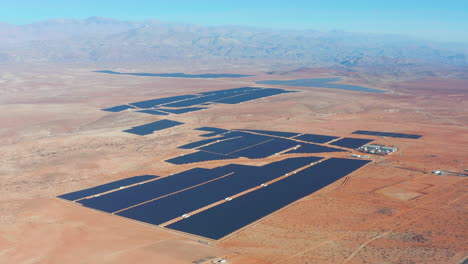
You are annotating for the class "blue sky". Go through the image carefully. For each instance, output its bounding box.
[3,0,468,42]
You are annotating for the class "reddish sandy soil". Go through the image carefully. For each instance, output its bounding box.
[0,64,466,264]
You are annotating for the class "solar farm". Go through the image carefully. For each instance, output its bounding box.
[58,86,429,242]
[5,60,465,264]
[166,128,353,164]
[352,130,423,139]
[102,87,295,115]
[103,87,298,136]
[59,122,378,240]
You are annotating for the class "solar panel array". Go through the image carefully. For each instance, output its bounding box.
[166,128,350,164]
[59,125,378,240]
[61,156,372,240]
[155,107,206,114]
[123,119,184,136]
[167,158,370,239]
[196,127,230,137]
[330,137,374,149]
[165,151,239,165]
[101,87,296,117]
[61,156,370,240]
[78,168,230,213]
[240,129,300,138]
[129,95,199,108]
[58,175,159,201]
[117,157,323,226]
[136,109,170,116]
[101,105,135,112]
[352,130,422,139]
[293,133,339,144]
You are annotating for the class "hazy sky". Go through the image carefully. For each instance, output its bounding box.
[3,0,468,43]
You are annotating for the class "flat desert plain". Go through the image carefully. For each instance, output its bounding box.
[0,64,466,264]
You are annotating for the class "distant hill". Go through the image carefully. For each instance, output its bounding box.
[1,17,467,67]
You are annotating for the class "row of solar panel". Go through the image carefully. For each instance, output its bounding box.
[116,157,323,226]
[60,157,370,240]
[352,130,422,139]
[202,128,373,148]
[165,129,374,164]
[137,107,206,116]
[123,119,184,136]
[101,87,295,113]
[60,157,321,213]
[166,157,371,239]
[58,175,159,201]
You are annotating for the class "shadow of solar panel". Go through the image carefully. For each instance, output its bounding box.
[167,158,370,240]
[199,87,262,95]
[58,175,158,201]
[165,151,239,165]
[195,127,230,137]
[123,119,184,136]
[117,157,322,225]
[230,138,299,159]
[330,138,374,149]
[155,107,206,114]
[130,95,200,108]
[199,132,273,154]
[101,105,135,112]
[78,168,229,213]
[136,110,170,115]
[214,89,292,104]
[240,129,300,138]
[293,134,339,144]
[352,130,422,139]
[284,143,347,154]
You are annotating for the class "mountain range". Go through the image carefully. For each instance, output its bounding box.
[1,16,467,67]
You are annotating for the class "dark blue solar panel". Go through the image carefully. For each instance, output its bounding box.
[195,127,230,137]
[155,107,206,114]
[352,130,372,135]
[387,133,405,138]
[199,132,273,154]
[284,143,347,154]
[199,87,262,95]
[241,129,300,138]
[78,168,229,213]
[258,156,323,175]
[117,157,322,225]
[230,138,299,159]
[123,119,184,136]
[214,89,292,104]
[162,93,245,107]
[101,105,135,112]
[406,134,422,139]
[178,138,229,149]
[136,110,170,116]
[58,175,158,201]
[165,151,238,165]
[167,158,370,239]
[330,138,374,149]
[130,95,200,108]
[352,130,422,139]
[293,134,339,144]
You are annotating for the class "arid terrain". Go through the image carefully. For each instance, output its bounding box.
[0,63,467,264]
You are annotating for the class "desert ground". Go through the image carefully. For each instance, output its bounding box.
[0,63,466,264]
